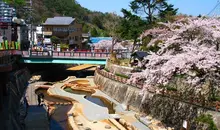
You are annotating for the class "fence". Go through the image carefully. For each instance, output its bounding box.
[24,50,131,59]
[96,68,143,89]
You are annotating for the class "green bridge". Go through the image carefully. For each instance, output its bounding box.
[20,51,130,65]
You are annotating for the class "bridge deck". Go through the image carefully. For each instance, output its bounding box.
[67,64,98,71]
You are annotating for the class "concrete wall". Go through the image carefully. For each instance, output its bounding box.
[0,68,30,130]
[94,71,220,130]
[106,60,133,75]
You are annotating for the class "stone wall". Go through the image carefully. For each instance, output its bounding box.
[106,60,133,75]
[0,68,30,130]
[94,71,220,130]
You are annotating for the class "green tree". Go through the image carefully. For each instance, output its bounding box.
[130,0,167,23]
[92,16,104,29]
[118,9,146,62]
[82,24,90,33]
[50,36,60,44]
[158,3,178,22]
[90,28,98,37]
[4,0,25,6]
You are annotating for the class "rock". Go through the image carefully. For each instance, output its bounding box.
[119,119,126,125]
[167,127,173,130]
[85,127,91,130]
[146,116,153,121]
[105,125,111,129]
[77,123,83,126]
[93,121,97,123]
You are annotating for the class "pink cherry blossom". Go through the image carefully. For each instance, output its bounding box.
[130,17,220,93]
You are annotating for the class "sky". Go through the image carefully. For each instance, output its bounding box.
[78,0,218,16]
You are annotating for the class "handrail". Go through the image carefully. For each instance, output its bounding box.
[24,50,131,58]
[96,68,143,89]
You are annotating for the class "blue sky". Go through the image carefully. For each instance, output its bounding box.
[78,0,218,16]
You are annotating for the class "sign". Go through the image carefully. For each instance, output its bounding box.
[183,120,187,129]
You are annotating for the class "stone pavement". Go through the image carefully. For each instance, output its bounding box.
[50,77,150,130]
[25,81,49,130]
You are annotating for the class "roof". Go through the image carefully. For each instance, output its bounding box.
[131,51,148,59]
[43,17,75,25]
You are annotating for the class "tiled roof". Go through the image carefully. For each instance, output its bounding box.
[44,17,75,25]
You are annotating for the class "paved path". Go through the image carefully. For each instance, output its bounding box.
[50,78,150,130]
[25,82,49,130]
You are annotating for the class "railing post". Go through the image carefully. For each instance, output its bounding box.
[64,52,66,56]
[30,50,32,57]
[79,52,81,57]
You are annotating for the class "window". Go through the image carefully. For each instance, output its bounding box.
[75,36,78,41]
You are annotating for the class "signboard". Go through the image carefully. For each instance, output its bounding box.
[183,120,187,129]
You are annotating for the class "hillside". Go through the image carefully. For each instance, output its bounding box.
[19,0,121,37]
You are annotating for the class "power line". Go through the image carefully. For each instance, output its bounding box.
[208,0,220,17]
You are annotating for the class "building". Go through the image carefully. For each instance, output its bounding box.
[43,17,82,48]
[0,1,16,43]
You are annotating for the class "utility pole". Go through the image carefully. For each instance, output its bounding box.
[24,0,33,48]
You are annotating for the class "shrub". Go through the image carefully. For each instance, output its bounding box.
[104,68,110,72]
[210,96,220,102]
[196,114,218,130]
[166,86,177,91]
[60,43,69,49]
[115,73,130,79]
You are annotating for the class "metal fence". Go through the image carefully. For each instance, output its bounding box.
[22,50,131,59]
[96,68,143,89]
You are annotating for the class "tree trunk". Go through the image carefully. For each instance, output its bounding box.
[147,1,152,24]
[111,37,117,54]
[129,38,137,64]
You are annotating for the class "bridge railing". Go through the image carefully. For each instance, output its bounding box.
[22,50,131,59]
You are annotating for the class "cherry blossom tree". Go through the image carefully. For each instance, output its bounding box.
[129,17,220,98]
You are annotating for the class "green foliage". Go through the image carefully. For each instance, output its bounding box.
[118,9,146,40]
[146,44,161,52]
[158,3,178,22]
[210,96,220,102]
[174,74,186,79]
[92,16,104,29]
[166,86,177,91]
[15,0,121,37]
[130,0,167,23]
[91,28,99,37]
[60,43,69,49]
[196,114,218,130]
[115,73,130,79]
[82,24,90,33]
[50,36,60,44]
[4,0,25,6]
[104,68,110,72]
[129,0,178,24]
[157,85,177,91]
